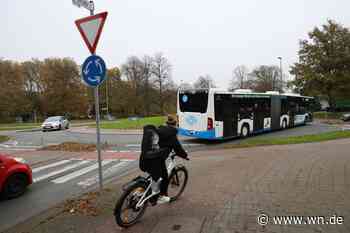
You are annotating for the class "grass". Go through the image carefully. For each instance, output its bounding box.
[98,116,166,129]
[225,130,350,149]
[313,111,345,119]
[0,122,41,131]
[0,135,10,143]
[0,120,98,131]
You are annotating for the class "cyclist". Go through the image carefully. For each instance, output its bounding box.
[143,115,188,204]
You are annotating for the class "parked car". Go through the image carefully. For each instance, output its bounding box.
[341,113,350,122]
[41,116,69,132]
[0,154,32,199]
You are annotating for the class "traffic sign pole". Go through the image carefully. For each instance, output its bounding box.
[89,3,103,192]
[74,0,108,191]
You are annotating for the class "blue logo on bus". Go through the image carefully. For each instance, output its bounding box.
[185,115,197,125]
[182,95,188,103]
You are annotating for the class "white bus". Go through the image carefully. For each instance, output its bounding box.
[177,88,314,140]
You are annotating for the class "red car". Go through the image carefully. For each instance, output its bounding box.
[0,154,32,199]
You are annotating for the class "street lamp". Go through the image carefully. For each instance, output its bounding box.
[277,57,282,91]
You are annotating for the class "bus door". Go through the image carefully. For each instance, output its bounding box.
[253,99,265,132]
[223,97,237,137]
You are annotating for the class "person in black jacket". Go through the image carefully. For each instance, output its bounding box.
[147,115,188,204]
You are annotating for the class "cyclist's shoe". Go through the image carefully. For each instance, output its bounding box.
[157,195,171,204]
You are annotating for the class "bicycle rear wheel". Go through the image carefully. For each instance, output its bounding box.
[114,182,148,228]
[167,166,188,202]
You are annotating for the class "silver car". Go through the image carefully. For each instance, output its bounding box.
[41,116,69,132]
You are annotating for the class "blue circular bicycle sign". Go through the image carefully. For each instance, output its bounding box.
[82,55,107,87]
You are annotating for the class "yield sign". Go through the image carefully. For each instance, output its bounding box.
[75,12,108,54]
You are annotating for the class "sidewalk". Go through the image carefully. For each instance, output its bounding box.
[4,138,350,233]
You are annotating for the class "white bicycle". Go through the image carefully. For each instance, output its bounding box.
[114,152,189,228]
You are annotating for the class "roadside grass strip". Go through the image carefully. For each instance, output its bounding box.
[0,135,10,143]
[225,130,350,149]
[98,116,166,129]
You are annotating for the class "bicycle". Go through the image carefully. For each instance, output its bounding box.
[114,152,189,228]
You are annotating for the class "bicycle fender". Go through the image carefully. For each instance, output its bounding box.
[122,176,148,191]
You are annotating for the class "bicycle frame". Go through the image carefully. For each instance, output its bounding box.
[135,156,178,208]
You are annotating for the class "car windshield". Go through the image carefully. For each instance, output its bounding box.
[45,117,61,122]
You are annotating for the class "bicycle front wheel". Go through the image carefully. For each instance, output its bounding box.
[167,166,188,202]
[114,182,148,228]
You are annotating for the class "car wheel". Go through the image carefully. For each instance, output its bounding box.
[59,124,62,130]
[66,124,69,129]
[2,174,28,199]
[240,124,250,138]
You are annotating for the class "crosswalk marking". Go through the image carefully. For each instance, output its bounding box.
[32,160,71,173]
[77,161,128,188]
[52,160,112,184]
[33,160,90,183]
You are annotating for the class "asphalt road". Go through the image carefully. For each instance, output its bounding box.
[0,122,341,232]
[0,122,340,152]
[0,154,138,232]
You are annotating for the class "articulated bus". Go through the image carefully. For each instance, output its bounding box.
[177,89,314,140]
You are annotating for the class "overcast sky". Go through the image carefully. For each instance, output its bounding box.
[2,0,350,88]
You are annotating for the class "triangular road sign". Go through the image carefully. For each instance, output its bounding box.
[75,11,108,54]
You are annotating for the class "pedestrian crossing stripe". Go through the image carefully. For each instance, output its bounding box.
[52,160,112,184]
[77,161,128,188]
[32,160,71,173]
[33,160,90,183]
[32,159,133,187]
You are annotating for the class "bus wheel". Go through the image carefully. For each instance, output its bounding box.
[241,124,249,138]
[282,119,287,129]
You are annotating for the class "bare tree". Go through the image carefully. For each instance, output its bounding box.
[151,53,172,114]
[122,56,145,115]
[179,82,192,90]
[142,55,153,116]
[229,65,249,91]
[193,74,216,89]
[249,65,284,92]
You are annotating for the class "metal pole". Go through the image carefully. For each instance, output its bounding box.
[278,57,282,91]
[89,0,103,191]
[94,87,103,191]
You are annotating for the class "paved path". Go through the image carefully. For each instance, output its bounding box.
[5,138,350,233]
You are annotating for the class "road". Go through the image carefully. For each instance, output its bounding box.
[0,122,341,232]
[0,122,340,151]
[0,151,138,232]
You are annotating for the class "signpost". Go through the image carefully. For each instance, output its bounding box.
[73,1,108,190]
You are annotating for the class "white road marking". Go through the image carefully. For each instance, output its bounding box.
[52,160,112,184]
[126,144,140,147]
[77,161,128,188]
[33,160,90,183]
[32,160,71,173]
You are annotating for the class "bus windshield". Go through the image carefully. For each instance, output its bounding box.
[179,91,208,113]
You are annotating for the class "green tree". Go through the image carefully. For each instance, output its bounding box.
[0,59,28,121]
[40,58,88,118]
[290,20,350,110]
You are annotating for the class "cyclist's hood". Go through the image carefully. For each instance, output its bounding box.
[157,125,178,140]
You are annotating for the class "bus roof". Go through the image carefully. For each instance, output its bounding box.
[178,88,314,99]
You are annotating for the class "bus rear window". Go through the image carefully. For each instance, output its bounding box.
[179,92,208,113]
